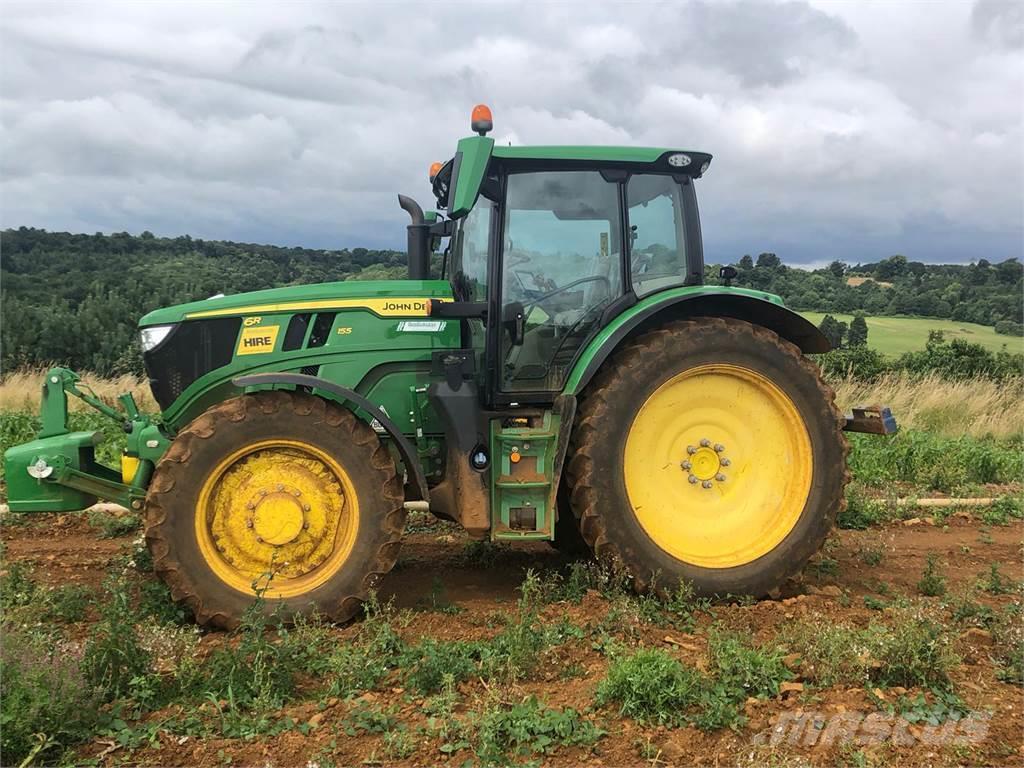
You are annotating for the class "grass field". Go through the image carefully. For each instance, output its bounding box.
[800,313,1023,356]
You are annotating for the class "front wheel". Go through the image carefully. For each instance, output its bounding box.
[145,391,405,629]
[566,317,848,597]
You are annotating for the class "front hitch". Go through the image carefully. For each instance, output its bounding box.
[3,367,169,513]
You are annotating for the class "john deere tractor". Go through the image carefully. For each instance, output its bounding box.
[4,105,895,628]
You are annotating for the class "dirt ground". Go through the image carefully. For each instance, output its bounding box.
[3,512,1022,767]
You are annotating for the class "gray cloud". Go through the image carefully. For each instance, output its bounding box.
[1,0,1021,264]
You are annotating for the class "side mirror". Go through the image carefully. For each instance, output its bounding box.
[502,301,525,346]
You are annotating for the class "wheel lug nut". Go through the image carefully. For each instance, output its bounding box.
[681,461,692,470]
[716,473,726,482]
[302,504,311,512]
[293,490,301,497]
[688,474,698,484]
[700,438,711,447]
[303,522,310,529]
[256,536,264,543]
[714,443,725,452]
[702,480,713,489]
[246,519,254,528]
[276,484,284,491]
[687,446,697,455]
[259,489,268,497]
[721,458,731,467]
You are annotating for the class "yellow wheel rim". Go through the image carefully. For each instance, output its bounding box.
[196,439,358,598]
[623,364,813,568]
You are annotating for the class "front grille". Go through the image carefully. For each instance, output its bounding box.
[143,318,241,410]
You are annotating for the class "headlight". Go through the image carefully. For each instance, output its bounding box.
[140,324,176,352]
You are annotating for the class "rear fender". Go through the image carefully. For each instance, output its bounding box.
[565,287,829,395]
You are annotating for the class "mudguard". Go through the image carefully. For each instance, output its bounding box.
[565,287,830,395]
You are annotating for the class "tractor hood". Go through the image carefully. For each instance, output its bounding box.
[139,279,453,327]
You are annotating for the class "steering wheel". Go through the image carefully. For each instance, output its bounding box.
[522,275,612,312]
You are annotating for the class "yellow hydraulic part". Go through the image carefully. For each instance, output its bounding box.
[195,439,359,598]
[121,455,141,484]
[623,363,813,568]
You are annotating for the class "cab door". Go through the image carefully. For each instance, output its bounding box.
[492,169,624,400]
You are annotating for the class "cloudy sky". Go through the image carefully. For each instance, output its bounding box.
[1,1,1021,265]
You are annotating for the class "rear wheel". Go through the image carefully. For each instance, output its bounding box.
[145,391,405,629]
[566,317,848,597]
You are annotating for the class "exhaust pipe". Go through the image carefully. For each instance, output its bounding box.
[398,194,430,280]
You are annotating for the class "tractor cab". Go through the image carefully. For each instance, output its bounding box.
[419,106,712,407]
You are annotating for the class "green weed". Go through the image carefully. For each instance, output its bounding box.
[322,596,406,698]
[981,495,1023,526]
[848,430,1022,491]
[82,577,154,703]
[401,639,480,694]
[596,648,704,726]
[992,601,1023,685]
[840,485,890,529]
[87,508,141,539]
[864,595,888,611]
[707,631,791,701]
[0,629,101,765]
[917,553,947,597]
[474,694,603,764]
[978,563,1016,595]
[859,545,885,566]
[781,609,957,691]
[342,700,398,735]
[40,583,94,623]
[0,559,37,611]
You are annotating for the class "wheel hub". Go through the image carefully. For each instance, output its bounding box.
[681,439,730,488]
[206,446,349,583]
[252,490,305,546]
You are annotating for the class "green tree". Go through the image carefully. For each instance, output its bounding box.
[848,313,869,347]
[818,314,844,349]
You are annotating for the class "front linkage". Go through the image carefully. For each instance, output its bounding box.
[4,367,170,514]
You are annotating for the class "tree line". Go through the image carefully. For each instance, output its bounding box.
[2,227,1021,375]
[707,252,1022,336]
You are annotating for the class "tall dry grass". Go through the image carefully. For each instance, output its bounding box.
[0,368,1020,441]
[830,372,1023,440]
[0,368,157,413]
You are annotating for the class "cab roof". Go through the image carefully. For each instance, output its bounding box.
[491,145,712,173]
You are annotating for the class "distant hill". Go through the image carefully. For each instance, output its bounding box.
[2,227,1021,374]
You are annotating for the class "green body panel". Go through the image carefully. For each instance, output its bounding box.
[564,286,786,394]
[448,136,495,219]
[150,280,457,429]
[140,279,449,326]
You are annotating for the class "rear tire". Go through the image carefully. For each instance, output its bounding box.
[566,317,848,597]
[145,391,405,629]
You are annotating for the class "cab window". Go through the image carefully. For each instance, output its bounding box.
[451,196,492,302]
[500,171,621,392]
[627,174,687,297]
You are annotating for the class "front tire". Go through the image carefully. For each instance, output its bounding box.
[145,391,405,629]
[566,317,848,597]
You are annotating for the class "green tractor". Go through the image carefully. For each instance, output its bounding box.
[4,105,896,628]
